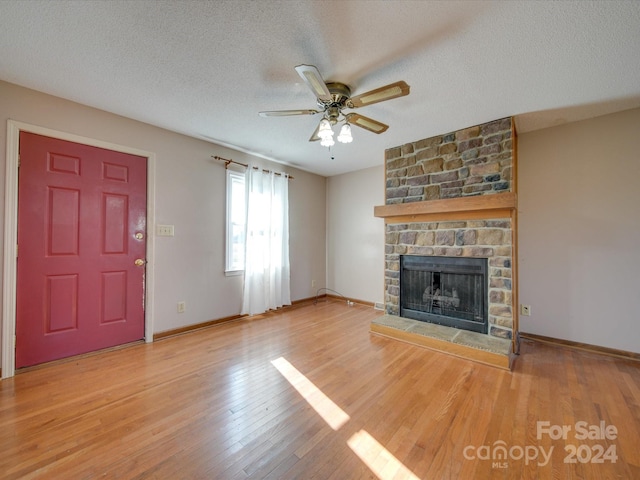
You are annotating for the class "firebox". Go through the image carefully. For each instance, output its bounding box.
[400,255,488,334]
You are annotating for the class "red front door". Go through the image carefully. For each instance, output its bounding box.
[16,132,147,368]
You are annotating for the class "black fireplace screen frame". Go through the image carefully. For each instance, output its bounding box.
[399,255,488,334]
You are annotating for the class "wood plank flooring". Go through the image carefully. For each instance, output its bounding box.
[1,299,639,479]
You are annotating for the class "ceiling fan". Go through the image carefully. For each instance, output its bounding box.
[259,65,410,147]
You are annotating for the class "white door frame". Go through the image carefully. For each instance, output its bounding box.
[2,119,156,378]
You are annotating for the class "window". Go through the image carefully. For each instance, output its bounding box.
[226,169,246,273]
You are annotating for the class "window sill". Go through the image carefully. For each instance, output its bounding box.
[225,269,244,277]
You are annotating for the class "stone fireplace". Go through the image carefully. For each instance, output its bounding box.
[386,217,513,340]
[373,117,517,368]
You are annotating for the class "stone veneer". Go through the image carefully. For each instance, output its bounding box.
[384,117,515,340]
[385,117,512,203]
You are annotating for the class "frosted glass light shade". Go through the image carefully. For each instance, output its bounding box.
[318,118,334,140]
[320,136,335,147]
[337,124,353,143]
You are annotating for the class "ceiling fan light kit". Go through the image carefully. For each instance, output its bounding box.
[259,65,410,148]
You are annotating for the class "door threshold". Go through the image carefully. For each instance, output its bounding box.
[16,339,145,374]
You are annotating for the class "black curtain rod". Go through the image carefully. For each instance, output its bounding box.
[212,156,294,180]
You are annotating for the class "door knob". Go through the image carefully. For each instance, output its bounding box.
[134,259,145,266]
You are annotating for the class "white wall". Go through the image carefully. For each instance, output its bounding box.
[0,81,327,361]
[289,167,327,301]
[518,108,640,353]
[326,165,385,305]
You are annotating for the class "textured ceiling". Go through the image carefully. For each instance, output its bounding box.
[1,0,639,177]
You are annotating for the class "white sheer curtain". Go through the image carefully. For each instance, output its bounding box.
[241,165,291,315]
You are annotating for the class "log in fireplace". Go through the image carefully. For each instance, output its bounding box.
[400,255,488,334]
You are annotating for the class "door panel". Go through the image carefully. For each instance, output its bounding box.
[48,187,80,255]
[101,271,127,323]
[103,193,128,253]
[46,274,78,332]
[16,132,147,368]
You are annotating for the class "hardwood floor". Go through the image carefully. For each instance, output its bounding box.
[1,299,639,479]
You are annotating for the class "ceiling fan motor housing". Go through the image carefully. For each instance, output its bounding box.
[317,82,351,111]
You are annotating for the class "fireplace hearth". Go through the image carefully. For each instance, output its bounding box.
[400,255,488,334]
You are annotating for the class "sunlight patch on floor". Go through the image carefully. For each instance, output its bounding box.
[272,356,420,479]
[347,430,420,480]
[271,356,350,431]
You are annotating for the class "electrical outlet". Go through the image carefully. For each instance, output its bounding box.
[520,304,531,316]
[157,224,175,237]
[177,301,186,313]
[311,279,316,288]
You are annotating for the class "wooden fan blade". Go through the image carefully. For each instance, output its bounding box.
[347,113,389,134]
[309,121,321,142]
[259,109,320,117]
[348,81,410,108]
[295,64,332,102]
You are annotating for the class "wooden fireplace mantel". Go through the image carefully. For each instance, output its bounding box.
[374,191,516,223]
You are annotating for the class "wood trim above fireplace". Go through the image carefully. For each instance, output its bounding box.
[374,191,516,223]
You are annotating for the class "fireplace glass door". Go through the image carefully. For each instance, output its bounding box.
[400,256,488,333]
